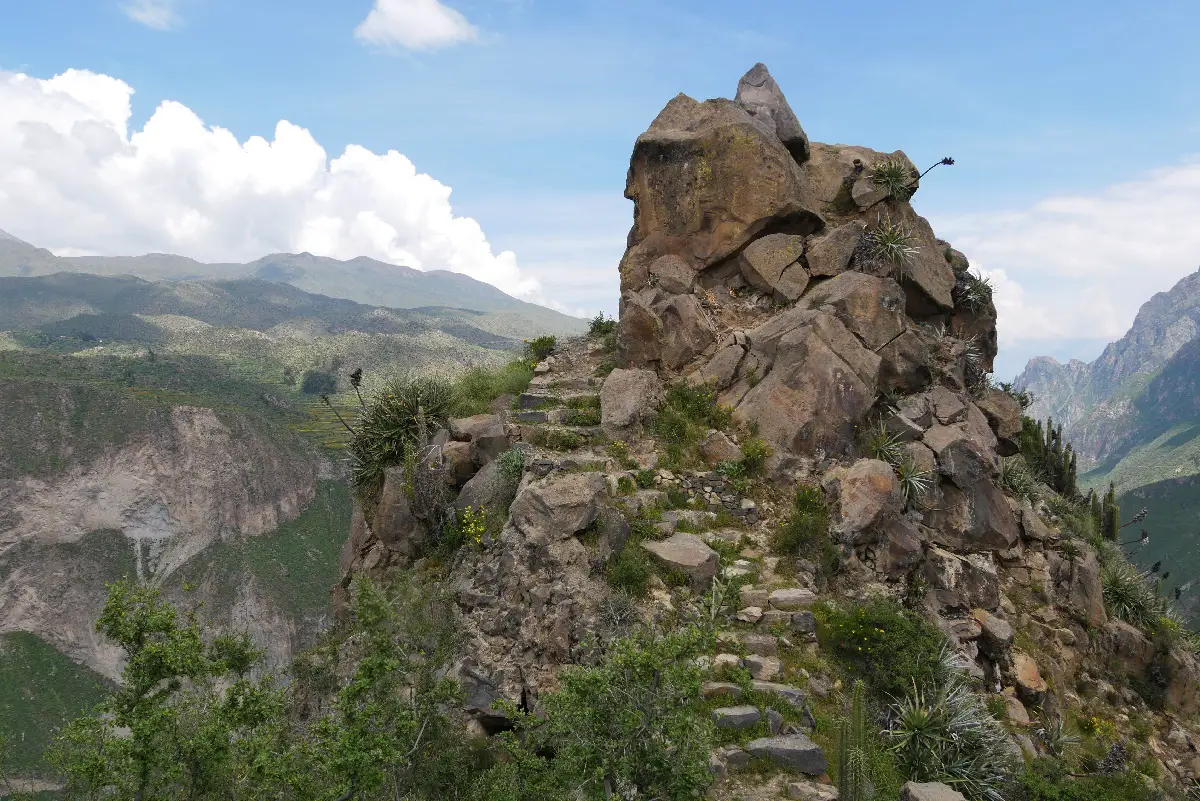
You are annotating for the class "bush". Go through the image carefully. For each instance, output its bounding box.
[818,600,947,701]
[651,382,733,465]
[451,360,534,417]
[1013,758,1159,801]
[606,547,653,597]
[770,485,831,557]
[954,270,994,313]
[1000,456,1041,504]
[525,335,556,363]
[496,447,525,484]
[301,369,338,395]
[528,428,586,451]
[895,454,933,503]
[738,437,772,473]
[350,377,455,491]
[870,158,915,201]
[588,313,617,339]
[538,628,714,801]
[886,648,1015,801]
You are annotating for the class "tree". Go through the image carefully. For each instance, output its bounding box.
[50,581,283,800]
[1103,482,1121,541]
[537,628,715,801]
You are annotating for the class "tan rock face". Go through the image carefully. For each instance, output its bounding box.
[823,459,903,544]
[1013,652,1048,705]
[618,94,822,293]
[798,271,906,351]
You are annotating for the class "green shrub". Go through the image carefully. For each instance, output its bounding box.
[770,485,831,556]
[538,628,714,801]
[496,447,525,484]
[860,420,903,464]
[1000,456,1040,504]
[651,382,732,449]
[563,407,601,426]
[819,600,946,700]
[588,313,617,339]
[955,270,994,313]
[452,360,534,417]
[739,437,772,473]
[606,547,653,598]
[525,335,557,363]
[1013,758,1159,801]
[887,647,1015,801]
[1101,559,1164,630]
[350,377,454,491]
[634,469,656,490]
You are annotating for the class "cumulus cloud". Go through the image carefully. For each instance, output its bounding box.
[354,0,478,51]
[121,0,180,29]
[0,68,541,300]
[934,159,1200,351]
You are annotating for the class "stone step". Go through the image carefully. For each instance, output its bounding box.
[745,734,827,775]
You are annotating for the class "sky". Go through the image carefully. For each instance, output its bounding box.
[3,1,1200,378]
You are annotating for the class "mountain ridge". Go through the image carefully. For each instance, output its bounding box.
[0,229,587,337]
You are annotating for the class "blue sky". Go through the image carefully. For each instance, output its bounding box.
[4,0,1200,377]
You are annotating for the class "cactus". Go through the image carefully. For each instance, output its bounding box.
[838,680,873,801]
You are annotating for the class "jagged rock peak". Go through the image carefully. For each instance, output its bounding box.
[734,62,810,164]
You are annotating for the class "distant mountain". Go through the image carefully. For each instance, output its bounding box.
[0,230,587,338]
[1015,267,1200,621]
[1015,268,1200,473]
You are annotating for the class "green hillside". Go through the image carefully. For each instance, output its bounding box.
[0,633,113,779]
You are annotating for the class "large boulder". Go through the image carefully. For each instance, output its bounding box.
[641,532,719,590]
[508,472,607,543]
[1052,545,1107,626]
[734,62,810,163]
[369,465,427,560]
[617,92,822,293]
[822,459,903,544]
[923,479,1019,552]
[647,254,695,295]
[1165,648,1200,714]
[1103,619,1156,673]
[975,388,1022,457]
[690,342,746,391]
[601,368,664,436]
[733,309,880,456]
[455,460,517,517]
[920,547,1000,611]
[923,424,989,489]
[450,413,510,467]
[797,271,906,351]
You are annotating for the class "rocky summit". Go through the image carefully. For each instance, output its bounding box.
[328,64,1200,800]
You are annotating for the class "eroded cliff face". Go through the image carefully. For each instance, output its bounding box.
[0,386,322,679]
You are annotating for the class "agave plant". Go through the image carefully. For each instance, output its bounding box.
[864,214,920,278]
[895,455,934,503]
[1035,716,1081,758]
[999,457,1040,504]
[349,376,455,492]
[1101,559,1164,630]
[886,647,1015,801]
[955,270,994,312]
[862,420,903,465]
[870,158,915,201]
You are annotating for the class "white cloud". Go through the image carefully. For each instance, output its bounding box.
[933,159,1200,353]
[354,0,478,51]
[0,68,541,301]
[121,0,180,29]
